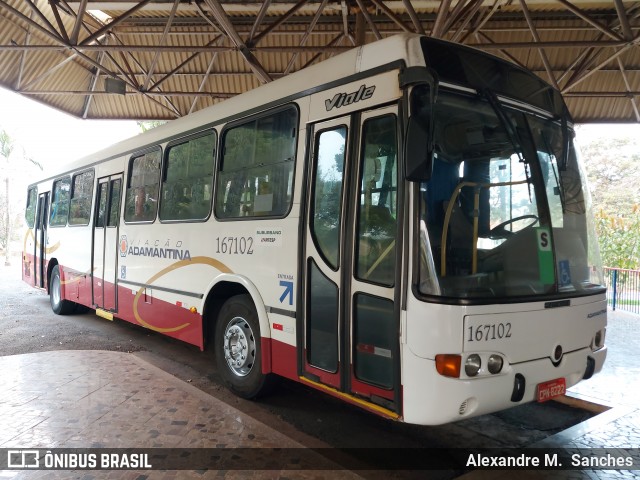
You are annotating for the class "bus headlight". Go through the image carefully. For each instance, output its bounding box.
[487,354,504,374]
[465,354,481,377]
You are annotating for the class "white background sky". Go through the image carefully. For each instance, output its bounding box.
[0,87,141,169]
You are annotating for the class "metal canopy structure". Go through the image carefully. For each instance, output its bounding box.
[0,1,639,123]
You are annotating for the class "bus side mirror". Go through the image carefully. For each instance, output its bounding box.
[405,116,434,182]
[401,67,437,182]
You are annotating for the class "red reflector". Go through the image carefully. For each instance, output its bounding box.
[273,323,283,331]
[356,343,375,354]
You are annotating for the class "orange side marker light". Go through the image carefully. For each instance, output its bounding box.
[435,354,461,378]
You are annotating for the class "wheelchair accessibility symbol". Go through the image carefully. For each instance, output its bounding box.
[558,260,571,286]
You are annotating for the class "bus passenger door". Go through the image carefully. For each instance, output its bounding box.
[302,106,401,413]
[34,192,49,288]
[92,175,123,312]
[303,116,351,389]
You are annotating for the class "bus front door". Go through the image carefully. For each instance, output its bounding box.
[303,106,401,414]
[34,192,49,289]
[92,175,123,312]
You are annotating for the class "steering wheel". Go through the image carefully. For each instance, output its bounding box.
[489,215,539,239]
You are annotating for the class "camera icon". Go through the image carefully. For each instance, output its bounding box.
[7,450,40,468]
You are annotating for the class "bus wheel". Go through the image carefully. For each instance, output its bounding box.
[49,265,75,315]
[214,294,273,399]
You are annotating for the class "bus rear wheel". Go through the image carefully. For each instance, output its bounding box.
[49,265,75,315]
[214,294,273,399]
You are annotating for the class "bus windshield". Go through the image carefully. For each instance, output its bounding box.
[417,89,605,300]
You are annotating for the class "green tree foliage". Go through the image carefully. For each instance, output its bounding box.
[578,128,640,269]
[137,120,167,132]
[595,207,640,270]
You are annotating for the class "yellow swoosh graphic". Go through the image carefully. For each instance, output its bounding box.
[60,267,96,285]
[132,256,233,333]
[23,229,60,255]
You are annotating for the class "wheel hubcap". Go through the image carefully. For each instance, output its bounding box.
[223,316,256,377]
[51,274,61,306]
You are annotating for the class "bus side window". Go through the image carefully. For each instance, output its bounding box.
[50,177,71,227]
[69,170,95,226]
[310,126,347,270]
[107,179,122,227]
[355,114,398,286]
[25,187,37,228]
[124,149,161,223]
[159,130,216,222]
[216,107,298,219]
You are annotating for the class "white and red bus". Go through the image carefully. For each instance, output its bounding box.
[22,34,607,425]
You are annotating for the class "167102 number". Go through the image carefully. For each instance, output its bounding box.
[215,236,254,255]
[467,323,512,342]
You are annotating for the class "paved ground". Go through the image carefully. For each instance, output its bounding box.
[0,350,359,479]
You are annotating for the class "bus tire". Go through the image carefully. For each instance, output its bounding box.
[49,265,75,315]
[214,294,273,399]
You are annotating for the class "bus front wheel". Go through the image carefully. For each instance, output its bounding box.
[214,294,273,399]
[49,265,75,315]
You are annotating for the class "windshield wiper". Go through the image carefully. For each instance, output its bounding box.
[481,89,533,201]
[538,130,566,212]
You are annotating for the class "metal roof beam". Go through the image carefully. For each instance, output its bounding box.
[403,0,426,35]
[251,0,312,45]
[202,0,273,84]
[149,35,224,92]
[615,55,640,121]
[553,0,624,41]
[563,91,640,97]
[460,0,501,43]
[20,90,239,98]
[300,32,347,69]
[23,0,65,42]
[354,0,382,40]
[189,51,219,115]
[473,40,628,48]
[369,0,413,33]
[340,1,356,45]
[0,44,355,53]
[142,0,180,91]
[247,0,271,45]
[15,11,34,90]
[519,0,559,89]
[57,1,143,91]
[79,0,153,46]
[562,42,637,93]
[474,31,528,69]
[69,0,88,44]
[613,0,634,40]
[82,45,108,118]
[49,1,71,43]
[432,0,453,38]
[284,0,329,75]
[0,1,66,45]
[450,0,484,43]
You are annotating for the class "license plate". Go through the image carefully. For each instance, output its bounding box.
[536,378,566,402]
